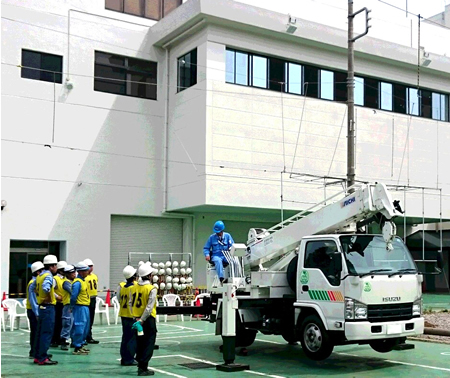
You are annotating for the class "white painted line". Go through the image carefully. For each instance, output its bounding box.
[385,359,450,372]
[178,354,217,366]
[255,339,283,345]
[336,352,359,357]
[149,367,187,378]
[245,371,286,378]
[1,354,28,358]
[153,354,184,359]
[157,324,202,332]
[441,352,450,356]
[157,333,215,340]
[338,352,450,373]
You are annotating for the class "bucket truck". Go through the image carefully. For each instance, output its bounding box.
[206,182,443,363]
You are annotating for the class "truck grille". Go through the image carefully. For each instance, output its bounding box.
[367,303,413,322]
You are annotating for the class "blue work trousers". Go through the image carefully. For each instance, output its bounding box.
[71,305,90,348]
[60,305,73,341]
[120,317,137,364]
[136,316,157,372]
[27,309,38,357]
[211,254,228,279]
[35,304,55,362]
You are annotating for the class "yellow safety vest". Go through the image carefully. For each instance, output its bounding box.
[118,281,135,318]
[26,278,34,310]
[130,283,157,319]
[36,272,56,305]
[54,275,64,300]
[73,277,90,306]
[61,277,72,306]
[85,273,98,297]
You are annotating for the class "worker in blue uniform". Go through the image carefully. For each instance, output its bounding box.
[203,220,234,283]
[27,261,44,359]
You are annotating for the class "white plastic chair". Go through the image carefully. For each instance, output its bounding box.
[190,293,210,321]
[2,299,30,331]
[162,294,184,322]
[0,308,5,331]
[95,297,110,325]
[111,296,120,325]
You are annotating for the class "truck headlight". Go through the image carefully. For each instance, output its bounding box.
[345,298,368,320]
[412,298,422,316]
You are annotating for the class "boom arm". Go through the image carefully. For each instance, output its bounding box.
[245,183,400,269]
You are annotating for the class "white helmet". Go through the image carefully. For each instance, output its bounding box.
[138,261,145,266]
[165,261,171,267]
[57,261,67,270]
[153,283,159,289]
[172,261,179,268]
[186,267,192,275]
[158,268,165,275]
[172,277,179,284]
[180,277,186,284]
[152,275,159,283]
[186,277,193,283]
[180,268,186,275]
[172,268,179,275]
[159,282,166,290]
[166,283,172,290]
[180,261,187,268]
[152,262,159,269]
[84,258,94,266]
[138,263,153,277]
[31,261,44,273]
[165,267,172,275]
[43,255,58,265]
[180,284,186,290]
[123,265,137,279]
[173,283,179,290]
[165,276,172,283]
[158,262,165,268]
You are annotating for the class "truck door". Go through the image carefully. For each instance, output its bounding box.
[297,239,344,329]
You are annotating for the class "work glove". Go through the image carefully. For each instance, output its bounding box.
[132,320,144,336]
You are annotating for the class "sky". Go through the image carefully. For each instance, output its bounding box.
[235,0,450,55]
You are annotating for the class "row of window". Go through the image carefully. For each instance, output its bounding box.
[226,49,450,122]
[21,48,198,99]
[105,0,182,21]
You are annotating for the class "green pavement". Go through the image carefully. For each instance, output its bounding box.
[2,319,450,377]
[423,293,450,311]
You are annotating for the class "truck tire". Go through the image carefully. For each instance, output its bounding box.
[236,312,257,347]
[369,338,401,353]
[300,315,334,360]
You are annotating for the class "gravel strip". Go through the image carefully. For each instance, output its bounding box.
[408,311,450,345]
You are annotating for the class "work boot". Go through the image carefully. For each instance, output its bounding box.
[138,368,155,376]
[38,358,58,365]
[72,348,89,355]
[86,339,99,344]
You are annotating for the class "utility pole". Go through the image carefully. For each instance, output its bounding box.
[347,1,371,189]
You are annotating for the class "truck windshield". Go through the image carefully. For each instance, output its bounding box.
[339,235,417,276]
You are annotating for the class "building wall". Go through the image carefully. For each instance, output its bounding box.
[1,0,176,293]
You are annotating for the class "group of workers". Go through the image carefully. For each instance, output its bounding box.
[26,255,99,365]
[23,220,231,376]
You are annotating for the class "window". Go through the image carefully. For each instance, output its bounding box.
[393,84,406,114]
[354,77,364,106]
[21,49,63,84]
[94,51,157,100]
[364,77,378,109]
[320,70,334,100]
[380,82,393,111]
[421,90,432,119]
[268,57,285,92]
[225,49,235,83]
[287,62,302,95]
[177,49,197,92]
[407,88,420,116]
[105,0,182,20]
[304,65,319,98]
[334,71,347,103]
[235,51,249,85]
[432,93,449,121]
[304,240,340,286]
[251,55,267,88]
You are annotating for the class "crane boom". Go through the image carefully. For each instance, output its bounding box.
[245,183,400,269]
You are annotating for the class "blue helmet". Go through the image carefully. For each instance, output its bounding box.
[213,220,225,233]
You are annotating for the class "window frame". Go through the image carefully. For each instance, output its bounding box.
[94,51,157,100]
[105,0,182,21]
[177,48,197,93]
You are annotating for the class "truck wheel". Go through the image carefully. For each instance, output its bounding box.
[236,312,257,347]
[369,338,400,353]
[300,315,334,360]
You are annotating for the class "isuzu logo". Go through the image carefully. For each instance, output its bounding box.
[382,296,401,302]
[342,197,356,207]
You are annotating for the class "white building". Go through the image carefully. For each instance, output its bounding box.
[2,0,450,297]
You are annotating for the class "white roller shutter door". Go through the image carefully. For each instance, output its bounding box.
[110,215,183,290]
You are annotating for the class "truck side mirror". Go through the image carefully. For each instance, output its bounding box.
[436,251,444,273]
